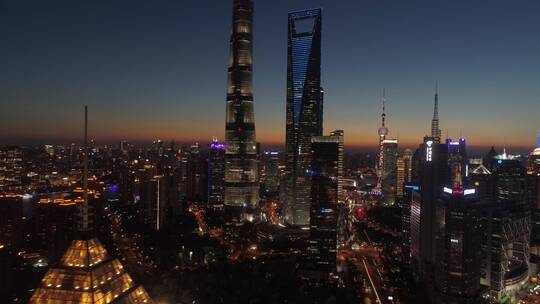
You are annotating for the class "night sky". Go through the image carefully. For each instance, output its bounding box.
[1,0,539,151]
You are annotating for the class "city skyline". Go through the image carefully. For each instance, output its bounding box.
[1,0,539,150]
[3,1,540,303]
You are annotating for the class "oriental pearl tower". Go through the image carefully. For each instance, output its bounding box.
[376,89,388,193]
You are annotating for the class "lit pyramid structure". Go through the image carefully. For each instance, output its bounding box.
[30,107,153,304]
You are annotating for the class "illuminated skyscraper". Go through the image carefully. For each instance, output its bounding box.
[415,137,450,279]
[307,130,343,280]
[397,149,414,199]
[30,107,153,303]
[403,148,414,183]
[208,139,226,209]
[446,138,467,186]
[431,83,442,143]
[482,157,531,300]
[382,139,398,204]
[284,8,323,226]
[433,185,483,303]
[397,157,405,198]
[224,0,259,219]
[262,151,280,195]
[143,175,167,231]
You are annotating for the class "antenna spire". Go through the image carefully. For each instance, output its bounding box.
[80,106,90,233]
[433,81,439,120]
[382,88,386,128]
[431,82,441,143]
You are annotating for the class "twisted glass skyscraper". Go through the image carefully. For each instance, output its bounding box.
[284,9,323,226]
[224,0,259,219]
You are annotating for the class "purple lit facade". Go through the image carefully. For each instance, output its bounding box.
[208,141,226,209]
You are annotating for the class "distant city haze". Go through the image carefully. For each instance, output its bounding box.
[1,0,539,150]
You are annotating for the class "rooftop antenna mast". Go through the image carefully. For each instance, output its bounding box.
[80,106,90,232]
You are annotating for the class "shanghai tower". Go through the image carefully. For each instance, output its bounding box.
[284,9,323,226]
[224,0,259,220]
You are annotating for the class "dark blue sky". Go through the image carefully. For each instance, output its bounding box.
[1,0,539,150]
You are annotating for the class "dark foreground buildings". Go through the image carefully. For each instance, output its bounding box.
[406,136,533,303]
[305,130,343,282]
[433,184,484,303]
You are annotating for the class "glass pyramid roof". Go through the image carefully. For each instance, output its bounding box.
[30,238,153,304]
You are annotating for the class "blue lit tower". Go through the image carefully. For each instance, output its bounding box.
[285,8,323,227]
[224,0,259,220]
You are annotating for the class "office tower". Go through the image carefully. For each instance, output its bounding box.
[376,91,389,192]
[119,163,136,205]
[262,151,280,195]
[415,137,450,279]
[431,84,442,143]
[382,139,398,204]
[177,146,190,203]
[30,107,153,304]
[433,185,483,303]
[446,138,467,185]
[142,175,167,231]
[529,145,540,210]
[403,149,413,183]
[397,157,405,198]
[529,140,540,173]
[484,146,499,172]
[480,156,531,301]
[0,146,23,191]
[187,143,206,204]
[469,158,493,201]
[224,0,259,219]
[402,184,420,267]
[307,130,343,280]
[208,139,226,210]
[285,8,323,226]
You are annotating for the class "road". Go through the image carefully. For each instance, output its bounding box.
[339,225,396,304]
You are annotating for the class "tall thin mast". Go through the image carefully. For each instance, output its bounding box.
[82,105,89,231]
[431,81,441,143]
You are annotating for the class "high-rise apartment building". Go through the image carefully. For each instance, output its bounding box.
[284,8,323,227]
